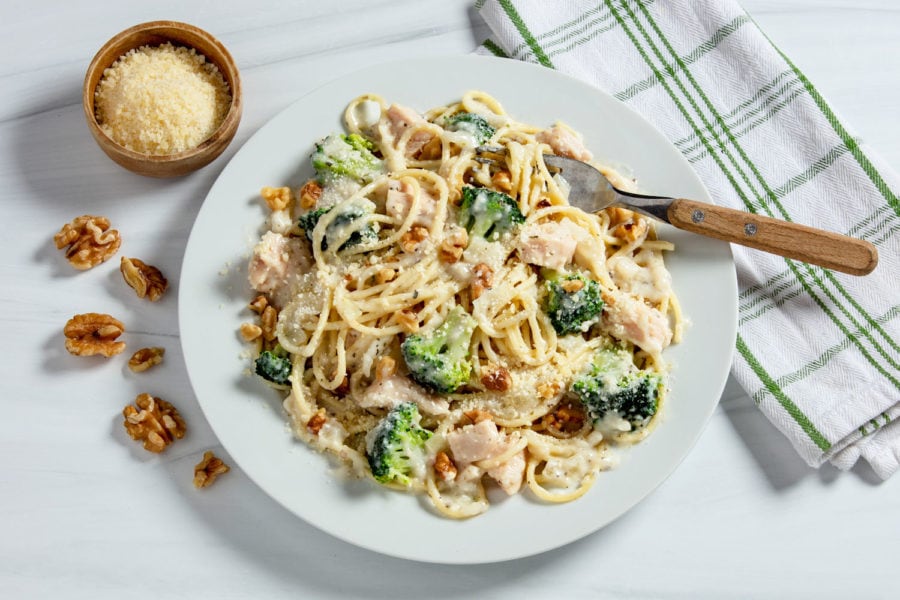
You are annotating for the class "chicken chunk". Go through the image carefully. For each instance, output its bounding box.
[248,231,290,293]
[486,449,525,495]
[447,419,503,465]
[537,124,593,162]
[516,219,583,270]
[447,419,527,495]
[386,179,438,227]
[602,289,673,355]
[358,374,450,416]
[385,104,435,157]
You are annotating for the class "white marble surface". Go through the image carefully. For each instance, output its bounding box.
[2,1,898,598]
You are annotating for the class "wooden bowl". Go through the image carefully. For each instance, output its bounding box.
[83,21,242,178]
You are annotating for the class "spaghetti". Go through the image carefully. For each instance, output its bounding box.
[245,91,681,518]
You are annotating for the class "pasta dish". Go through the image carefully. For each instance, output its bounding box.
[244,91,681,518]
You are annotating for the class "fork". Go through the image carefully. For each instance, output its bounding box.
[475,147,878,276]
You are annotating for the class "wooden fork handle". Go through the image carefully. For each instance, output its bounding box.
[667,198,878,276]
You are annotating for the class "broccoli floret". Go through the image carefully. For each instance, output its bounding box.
[312,133,383,184]
[444,112,496,145]
[297,207,329,237]
[255,348,292,386]
[298,199,379,251]
[366,402,433,485]
[458,185,525,241]
[400,306,477,393]
[570,346,662,428]
[543,272,604,335]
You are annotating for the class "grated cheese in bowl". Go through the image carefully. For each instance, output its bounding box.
[94,42,232,156]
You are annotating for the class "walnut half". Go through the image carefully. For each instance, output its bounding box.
[306,410,327,436]
[120,257,168,301]
[54,215,121,270]
[433,451,457,482]
[481,365,511,392]
[399,226,429,253]
[260,186,293,212]
[193,451,230,488]
[471,263,494,300]
[128,347,165,372]
[298,180,322,209]
[260,305,278,343]
[248,295,269,314]
[438,227,468,264]
[63,313,125,357]
[122,393,186,453]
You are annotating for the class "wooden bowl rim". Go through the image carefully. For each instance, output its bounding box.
[82,20,243,167]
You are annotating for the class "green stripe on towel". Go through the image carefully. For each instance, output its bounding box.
[615,15,749,103]
[481,39,509,58]
[497,0,555,68]
[737,335,832,451]
[628,0,900,376]
[606,0,900,443]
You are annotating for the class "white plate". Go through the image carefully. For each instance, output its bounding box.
[179,56,737,564]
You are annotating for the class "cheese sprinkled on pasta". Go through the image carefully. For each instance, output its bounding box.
[245,92,682,519]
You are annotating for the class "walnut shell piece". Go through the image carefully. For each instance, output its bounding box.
[239,322,262,342]
[537,381,561,400]
[306,410,327,436]
[260,186,293,212]
[481,365,511,392]
[491,170,513,193]
[260,305,278,343]
[399,226,429,253]
[193,451,230,488]
[298,180,322,209]
[471,262,494,300]
[63,313,126,357]
[375,356,397,381]
[541,400,588,437]
[438,228,468,264]
[120,257,168,301]
[128,347,165,372]
[374,268,397,284]
[122,393,186,453]
[612,217,650,244]
[247,295,269,314]
[414,135,442,161]
[53,215,121,270]
[433,451,457,482]
[560,278,584,293]
[463,409,493,424]
[396,309,419,333]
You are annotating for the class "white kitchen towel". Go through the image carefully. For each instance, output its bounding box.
[476,0,900,478]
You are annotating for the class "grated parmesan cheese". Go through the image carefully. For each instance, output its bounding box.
[94,42,231,155]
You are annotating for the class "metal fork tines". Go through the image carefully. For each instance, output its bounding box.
[473,145,673,222]
[473,145,507,165]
